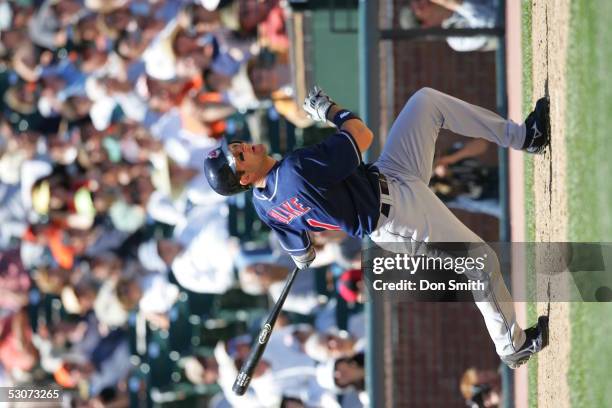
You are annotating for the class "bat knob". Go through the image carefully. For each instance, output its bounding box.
[232,372,251,395]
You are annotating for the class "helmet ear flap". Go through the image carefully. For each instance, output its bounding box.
[204,147,250,196]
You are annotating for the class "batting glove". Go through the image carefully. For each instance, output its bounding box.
[291,246,316,270]
[303,86,335,123]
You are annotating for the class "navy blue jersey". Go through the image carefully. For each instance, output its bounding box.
[252,130,380,256]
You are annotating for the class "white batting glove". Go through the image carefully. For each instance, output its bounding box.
[291,247,316,270]
[303,86,335,123]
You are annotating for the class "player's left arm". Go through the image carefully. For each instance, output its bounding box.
[303,86,374,153]
[325,103,374,153]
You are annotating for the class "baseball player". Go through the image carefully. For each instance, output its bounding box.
[204,86,550,368]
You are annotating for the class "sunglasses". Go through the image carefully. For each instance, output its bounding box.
[229,142,245,162]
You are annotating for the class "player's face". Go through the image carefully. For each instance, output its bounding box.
[228,142,267,173]
[227,141,270,186]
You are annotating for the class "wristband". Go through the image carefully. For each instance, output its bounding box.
[324,102,336,121]
[333,109,361,128]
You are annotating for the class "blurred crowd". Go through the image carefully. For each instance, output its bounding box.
[0,0,367,407]
[403,0,500,52]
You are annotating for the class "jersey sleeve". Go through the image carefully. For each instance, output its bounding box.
[296,130,362,186]
[268,222,312,257]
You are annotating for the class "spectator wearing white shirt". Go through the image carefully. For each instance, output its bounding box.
[410,0,500,52]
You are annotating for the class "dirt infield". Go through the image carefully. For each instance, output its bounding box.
[530,1,571,407]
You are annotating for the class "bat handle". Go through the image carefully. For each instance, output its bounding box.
[232,337,267,395]
[232,266,300,395]
[232,372,251,396]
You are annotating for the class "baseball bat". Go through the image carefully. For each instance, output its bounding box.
[232,266,300,396]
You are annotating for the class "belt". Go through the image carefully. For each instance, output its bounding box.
[378,172,392,218]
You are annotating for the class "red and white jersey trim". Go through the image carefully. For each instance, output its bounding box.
[306,218,341,231]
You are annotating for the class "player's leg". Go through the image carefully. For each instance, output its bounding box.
[375,87,526,183]
[472,253,527,357]
[370,178,526,357]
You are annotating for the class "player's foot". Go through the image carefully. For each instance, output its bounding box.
[522,97,550,154]
[501,316,549,369]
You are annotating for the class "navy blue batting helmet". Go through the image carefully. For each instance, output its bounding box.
[204,140,250,196]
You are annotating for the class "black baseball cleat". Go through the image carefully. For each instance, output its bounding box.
[501,316,549,369]
[522,97,550,154]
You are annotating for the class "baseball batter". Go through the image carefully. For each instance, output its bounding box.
[204,86,550,368]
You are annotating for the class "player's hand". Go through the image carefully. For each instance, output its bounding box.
[291,246,316,270]
[303,86,335,123]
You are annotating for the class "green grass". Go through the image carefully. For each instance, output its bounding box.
[566,0,612,406]
[521,1,539,406]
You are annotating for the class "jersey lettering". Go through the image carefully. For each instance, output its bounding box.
[289,197,310,213]
[268,197,311,224]
[268,209,291,224]
[280,202,303,217]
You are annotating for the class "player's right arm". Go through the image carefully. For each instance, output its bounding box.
[270,224,315,269]
[254,204,316,270]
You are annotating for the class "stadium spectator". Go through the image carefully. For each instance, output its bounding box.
[460,366,502,408]
[410,0,500,51]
